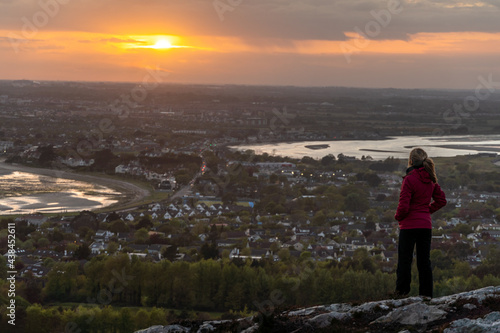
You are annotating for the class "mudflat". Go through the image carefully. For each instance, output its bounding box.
[0,160,151,214]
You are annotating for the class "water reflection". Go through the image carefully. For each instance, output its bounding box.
[0,171,121,214]
[231,135,500,160]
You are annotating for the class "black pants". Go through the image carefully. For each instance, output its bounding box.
[395,228,433,297]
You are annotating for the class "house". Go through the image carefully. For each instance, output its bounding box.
[292,242,304,252]
[448,218,467,226]
[62,158,94,167]
[117,233,133,242]
[115,165,129,174]
[217,239,240,248]
[225,231,247,239]
[128,244,149,253]
[16,213,47,226]
[94,230,114,241]
[90,241,108,255]
[150,203,162,212]
[33,250,63,260]
[21,263,48,278]
[477,223,500,232]
[148,244,166,256]
[228,248,273,261]
[485,230,500,239]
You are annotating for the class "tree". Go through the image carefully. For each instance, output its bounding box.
[453,223,474,235]
[107,241,119,254]
[37,237,50,248]
[365,221,376,231]
[312,211,326,226]
[74,243,91,260]
[134,228,150,244]
[106,211,121,221]
[136,217,153,230]
[109,220,129,233]
[269,173,279,184]
[92,149,119,172]
[344,193,369,212]
[321,154,336,166]
[430,249,453,270]
[43,262,79,301]
[365,173,382,187]
[221,192,235,205]
[162,245,178,261]
[200,242,219,260]
[300,156,317,165]
[72,211,99,231]
[38,145,56,166]
[278,248,291,262]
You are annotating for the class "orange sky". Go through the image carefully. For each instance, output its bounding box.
[1,0,500,89]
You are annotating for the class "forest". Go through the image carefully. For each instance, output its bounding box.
[1,246,500,333]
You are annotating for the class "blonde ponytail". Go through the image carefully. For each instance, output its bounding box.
[409,148,437,183]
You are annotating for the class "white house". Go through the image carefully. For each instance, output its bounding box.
[90,241,108,255]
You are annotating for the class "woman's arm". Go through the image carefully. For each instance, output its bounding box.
[430,183,447,214]
[395,177,412,221]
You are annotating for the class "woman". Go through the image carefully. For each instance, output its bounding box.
[394,148,447,298]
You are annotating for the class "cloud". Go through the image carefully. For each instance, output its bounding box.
[100,37,146,44]
[1,0,499,89]
[0,0,498,45]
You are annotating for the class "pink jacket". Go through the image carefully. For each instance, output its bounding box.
[394,166,447,229]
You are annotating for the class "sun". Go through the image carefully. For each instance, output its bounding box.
[152,39,173,49]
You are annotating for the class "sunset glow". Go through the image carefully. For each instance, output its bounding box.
[152,39,173,49]
[0,0,499,88]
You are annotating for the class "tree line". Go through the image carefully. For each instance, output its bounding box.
[2,248,500,332]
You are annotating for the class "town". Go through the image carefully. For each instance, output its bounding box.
[1,81,500,331]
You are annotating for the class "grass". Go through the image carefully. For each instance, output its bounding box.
[197,200,253,207]
[42,302,226,320]
[96,190,171,213]
[434,156,499,173]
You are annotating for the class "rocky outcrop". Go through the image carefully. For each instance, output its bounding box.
[135,286,500,333]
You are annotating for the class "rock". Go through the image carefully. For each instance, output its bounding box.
[196,323,215,333]
[135,325,190,333]
[372,302,447,326]
[324,303,353,313]
[135,287,500,333]
[308,311,351,328]
[431,286,500,307]
[463,303,478,310]
[239,324,259,333]
[349,299,393,314]
[135,326,166,333]
[444,311,500,333]
[287,306,323,317]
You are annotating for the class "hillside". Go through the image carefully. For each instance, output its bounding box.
[135,286,500,333]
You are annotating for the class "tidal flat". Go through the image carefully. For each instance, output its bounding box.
[0,161,150,215]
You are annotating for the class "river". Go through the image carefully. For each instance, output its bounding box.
[229,135,500,160]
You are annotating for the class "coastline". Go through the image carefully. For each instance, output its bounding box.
[228,134,500,160]
[0,160,151,214]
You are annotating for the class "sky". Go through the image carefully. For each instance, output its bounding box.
[1,0,500,89]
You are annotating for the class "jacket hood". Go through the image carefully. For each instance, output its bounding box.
[410,166,432,184]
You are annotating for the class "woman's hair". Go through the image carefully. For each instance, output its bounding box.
[408,148,438,183]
